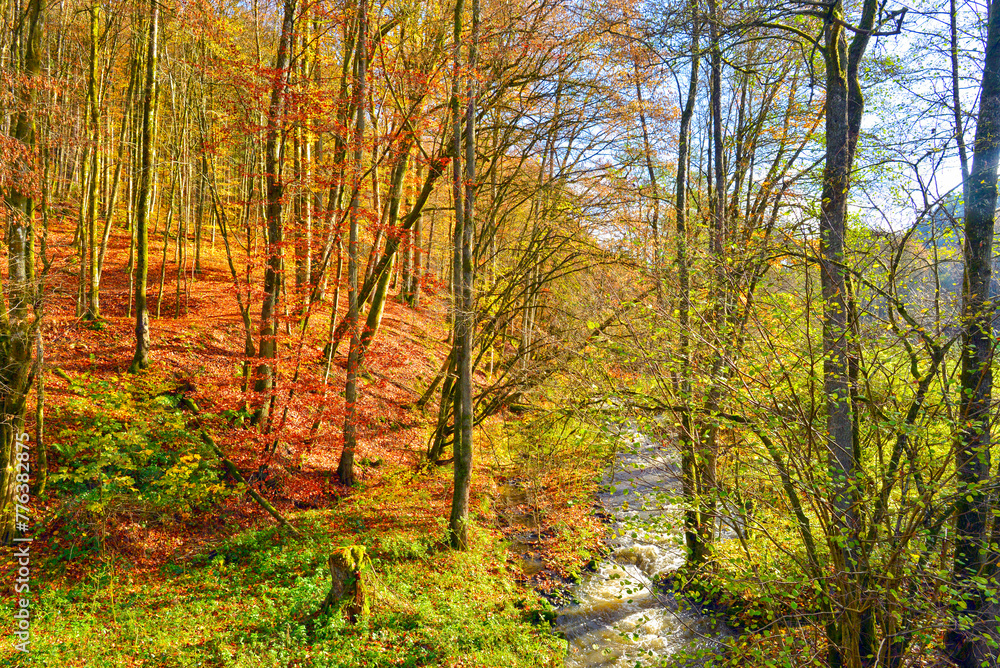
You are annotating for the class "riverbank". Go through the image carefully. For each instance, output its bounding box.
[492,415,616,609]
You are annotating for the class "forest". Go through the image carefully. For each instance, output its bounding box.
[0,0,999,666]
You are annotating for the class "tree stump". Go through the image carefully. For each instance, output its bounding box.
[317,545,370,623]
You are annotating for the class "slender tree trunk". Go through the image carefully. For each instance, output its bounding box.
[400,166,413,304]
[675,0,699,563]
[155,168,178,317]
[322,234,344,382]
[360,142,412,353]
[951,0,971,187]
[450,0,478,550]
[176,157,188,317]
[252,0,297,424]
[411,160,423,308]
[425,202,435,285]
[195,151,206,275]
[447,0,466,499]
[85,1,100,320]
[338,0,367,487]
[301,20,313,294]
[634,66,660,301]
[130,0,159,373]
[693,0,725,566]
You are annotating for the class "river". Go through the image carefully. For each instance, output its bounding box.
[555,423,732,667]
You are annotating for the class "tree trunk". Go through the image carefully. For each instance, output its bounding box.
[411,160,423,308]
[450,0,479,551]
[338,0,368,487]
[129,0,159,373]
[0,0,42,543]
[947,0,1000,664]
[360,142,412,354]
[252,0,297,424]
[634,66,660,300]
[325,153,449,354]
[819,1,878,665]
[316,546,370,623]
[85,1,100,320]
[674,0,699,564]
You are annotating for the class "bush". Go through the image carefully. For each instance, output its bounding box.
[49,374,232,527]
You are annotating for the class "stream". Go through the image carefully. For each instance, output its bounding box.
[554,424,732,667]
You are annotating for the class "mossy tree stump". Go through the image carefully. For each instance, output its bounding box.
[317,546,370,623]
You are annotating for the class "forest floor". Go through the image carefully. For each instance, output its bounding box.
[0,221,608,667]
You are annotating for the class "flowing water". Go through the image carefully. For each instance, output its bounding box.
[555,425,731,667]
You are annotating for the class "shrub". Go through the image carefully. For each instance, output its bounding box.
[49,374,232,529]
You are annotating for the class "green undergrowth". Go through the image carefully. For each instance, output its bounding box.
[5,508,564,668]
[45,371,233,553]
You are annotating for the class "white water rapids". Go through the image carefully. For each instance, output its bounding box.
[556,426,732,667]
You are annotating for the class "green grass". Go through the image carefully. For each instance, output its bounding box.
[4,512,565,667]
